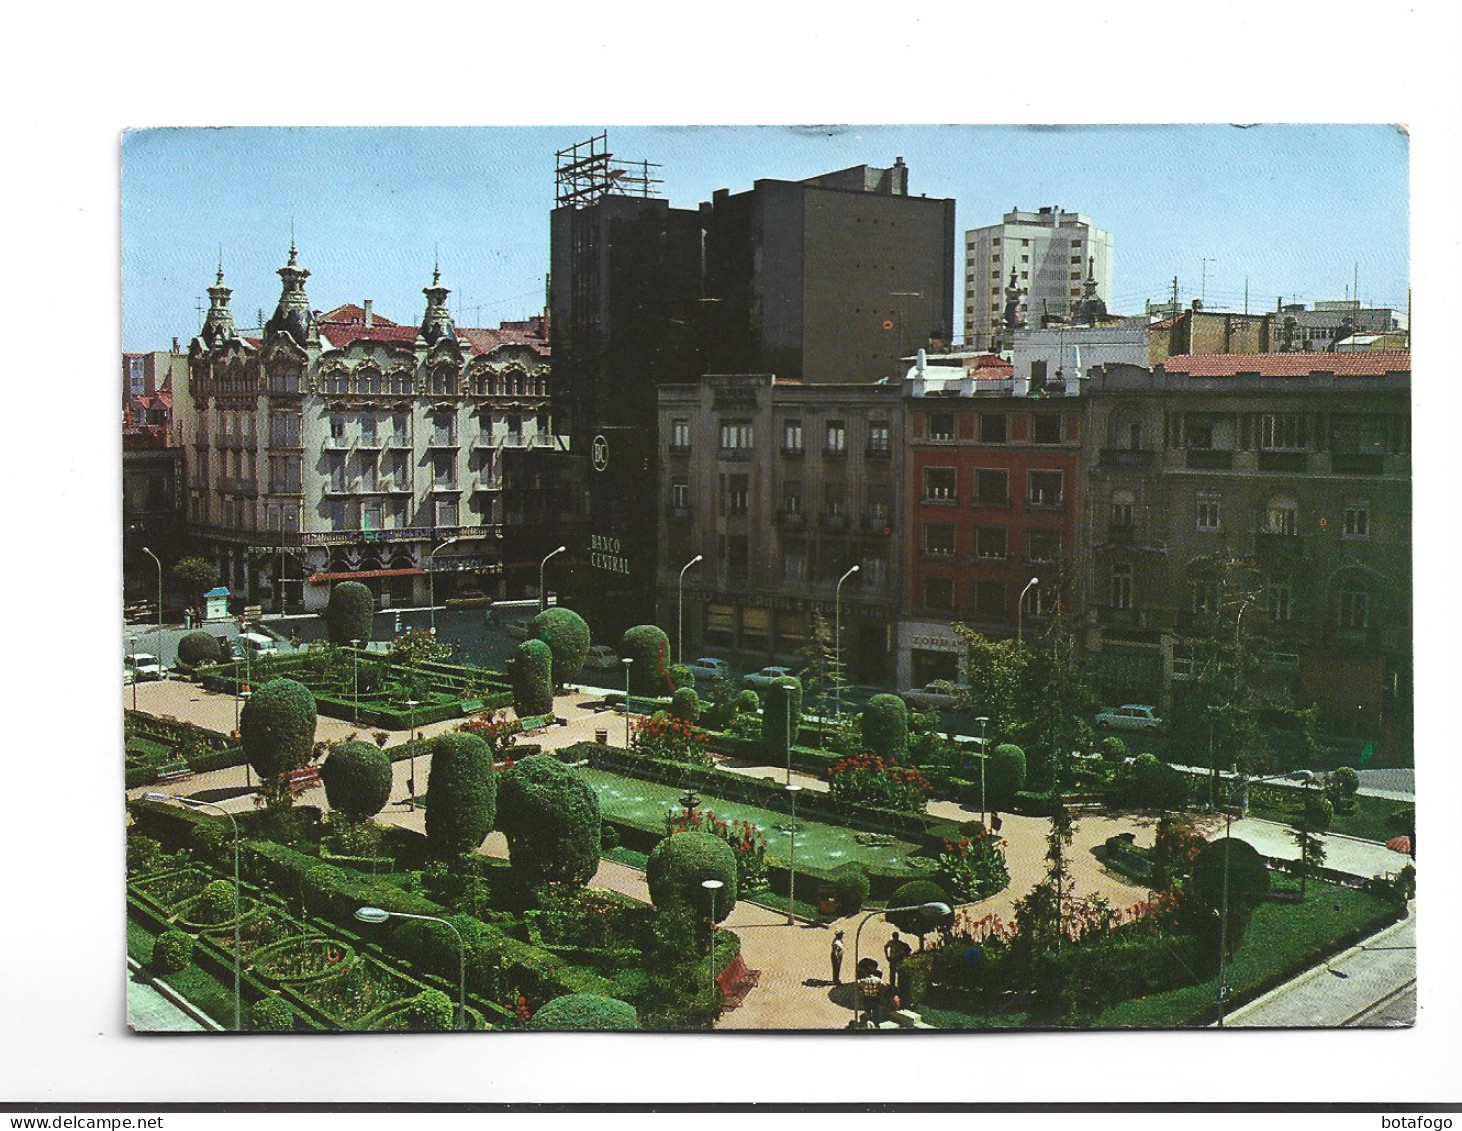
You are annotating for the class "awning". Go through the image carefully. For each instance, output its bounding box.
[306,568,426,584]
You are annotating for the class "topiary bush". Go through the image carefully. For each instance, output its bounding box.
[887,880,954,947]
[735,689,761,715]
[667,664,695,691]
[762,677,803,763]
[405,988,455,1030]
[1188,837,1271,960]
[1099,735,1129,763]
[1115,753,1188,811]
[250,994,296,1031]
[325,581,375,645]
[620,625,674,698]
[985,744,1027,809]
[529,607,592,686]
[423,732,497,859]
[646,831,738,921]
[669,687,700,722]
[509,638,555,717]
[240,677,318,784]
[151,929,194,973]
[526,993,638,1031]
[177,630,222,668]
[862,694,910,761]
[496,754,602,889]
[197,879,237,924]
[832,862,870,915]
[321,740,393,822]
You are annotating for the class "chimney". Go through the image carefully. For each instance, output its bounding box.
[363,299,374,328]
[171,337,179,353]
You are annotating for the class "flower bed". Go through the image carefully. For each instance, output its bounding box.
[249,935,357,985]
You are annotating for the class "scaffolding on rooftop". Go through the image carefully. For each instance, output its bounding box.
[555,133,662,208]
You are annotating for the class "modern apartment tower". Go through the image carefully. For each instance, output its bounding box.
[965,206,1114,351]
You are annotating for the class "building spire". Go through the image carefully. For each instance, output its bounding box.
[200,256,237,346]
[420,258,457,347]
[265,238,316,348]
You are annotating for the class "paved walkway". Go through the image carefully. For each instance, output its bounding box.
[126,965,207,1032]
[1215,816,1412,881]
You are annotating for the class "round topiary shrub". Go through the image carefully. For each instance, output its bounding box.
[177,630,222,668]
[620,625,674,698]
[423,731,497,859]
[321,739,393,822]
[1099,735,1129,762]
[735,689,761,715]
[646,831,738,921]
[526,993,638,1031]
[1119,753,1187,811]
[406,988,455,1030]
[667,664,695,691]
[197,879,237,924]
[762,677,803,762]
[887,880,954,946]
[250,994,296,1032]
[669,687,700,722]
[862,694,909,761]
[497,754,602,889]
[240,678,318,782]
[529,607,592,686]
[151,928,194,973]
[831,862,870,915]
[325,580,375,645]
[985,744,1027,809]
[1189,837,1271,957]
[509,638,555,717]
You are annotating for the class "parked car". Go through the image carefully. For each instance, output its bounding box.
[1094,704,1164,731]
[505,621,530,640]
[582,645,621,672]
[125,653,163,682]
[743,665,794,690]
[901,680,967,711]
[686,657,730,684]
[237,631,279,659]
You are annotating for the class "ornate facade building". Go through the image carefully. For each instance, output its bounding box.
[182,246,562,612]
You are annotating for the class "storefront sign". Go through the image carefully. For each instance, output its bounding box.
[910,633,961,652]
[590,533,630,575]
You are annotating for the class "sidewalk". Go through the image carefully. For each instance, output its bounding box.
[1215,816,1412,881]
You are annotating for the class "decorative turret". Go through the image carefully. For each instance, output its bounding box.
[265,239,317,348]
[1074,256,1109,325]
[199,261,238,347]
[420,262,457,347]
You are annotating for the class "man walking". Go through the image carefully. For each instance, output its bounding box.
[830,930,845,985]
[885,931,912,1008]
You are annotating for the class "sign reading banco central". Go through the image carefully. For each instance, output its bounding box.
[590,533,631,575]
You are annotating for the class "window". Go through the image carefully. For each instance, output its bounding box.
[360,414,378,446]
[824,484,845,517]
[1192,580,1221,615]
[724,473,749,515]
[1269,578,1292,623]
[392,413,409,446]
[980,413,1007,443]
[327,452,347,492]
[359,455,377,491]
[923,523,956,558]
[671,479,690,510]
[974,579,1005,618]
[327,500,348,529]
[975,527,1008,560]
[1260,414,1309,451]
[1111,491,1135,529]
[389,453,409,489]
[1171,644,1194,680]
[1343,502,1369,538]
[782,485,802,515]
[671,418,692,452]
[928,413,956,442]
[868,421,891,454]
[1029,360,1048,393]
[1032,414,1062,444]
[860,554,887,589]
[1027,470,1063,508]
[976,469,1009,506]
[923,467,957,502]
[923,576,955,611]
[782,541,808,583]
[719,419,754,451]
[1196,492,1222,531]
[825,420,847,454]
[432,412,456,446]
[1266,497,1298,536]
[270,411,300,448]
[783,419,804,453]
[1337,586,1369,629]
[434,498,458,528]
[1111,564,1132,610]
[432,452,456,489]
[1026,584,1056,618]
[1028,530,1061,564]
[361,500,382,532]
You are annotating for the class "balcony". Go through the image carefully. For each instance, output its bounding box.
[718,447,751,461]
[668,442,692,455]
[666,505,694,524]
[1331,452,1384,475]
[921,494,959,507]
[269,436,303,451]
[1025,494,1065,512]
[388,435,412,449]
[1185,449,1233,470]
[1098,448,1153,469]
[357,435,385,450]
[382,480,413,494]
[430,480,460,492]
[861,512,893,535]
[920,548,957,563]
[779,445,805,459]
[822,446,848,460]
[971,552,1008,565]
[428,434,460,449]
[324,436,351,450]
[775,510,806,529]
[1258,450,1308,473]
[1254,531,1310,562]
[865,445,892,460]
[819,513,851,533]
[1107,524,1136,545]
[324,481,351,496]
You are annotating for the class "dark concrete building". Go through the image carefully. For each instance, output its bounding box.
[701,158,956,384]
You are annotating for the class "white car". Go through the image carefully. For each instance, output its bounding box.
[1095,704,1164,731]
[582,645,621,672]
[901,680,967,711]
[125,653,163,682]
[744,665,794,690]
[686,657,730,684]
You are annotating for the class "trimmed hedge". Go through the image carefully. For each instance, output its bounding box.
[646,832,738,921]
[496,755,602,889]
[325,582,375,645]
[527,993,638,1031]
[240,678,318,781]
[510,639,555,718]
[178,631,222,668]
[320,740,393,822]
[529,607,591,686]
[762,677,803,764]
[669,687,700,722]
[423,732,497,858]
[986,744,1027,810]
[862,694,910,762]
[250,994,297,1032]
[620,626,675,698]
[151,928,194,973]
[887,880,954,942]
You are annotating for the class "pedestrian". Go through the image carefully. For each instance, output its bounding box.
[885,931,912,1006]
[990,811,1003,833]
[830,929,845,985]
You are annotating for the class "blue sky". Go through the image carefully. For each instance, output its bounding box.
[121,124,1408,353]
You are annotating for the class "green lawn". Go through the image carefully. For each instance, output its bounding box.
[1249,793,1410,844]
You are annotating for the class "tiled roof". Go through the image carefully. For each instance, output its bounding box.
[1161,352,1409,377]
[458,327,550,357]
[320,304,401,327]
[319,324,422,349]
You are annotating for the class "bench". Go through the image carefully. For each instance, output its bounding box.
[155,762,195,783]
[282,766,321,796]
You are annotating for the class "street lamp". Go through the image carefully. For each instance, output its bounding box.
[404,699,420,810]
[144,792,240,1031]
[852,900,952,1024]
[1216,768,1314,1027]
[834,565,860,721]
[355,907,466,1030]
[1017,577,1039,643]
[785,784,802,925]
[427,536,459,637]
[539,545,567,613]
[622,658,634,748]
[143,547,162,679]
[678,554,703,664]
[701,878,724,999]
[350,639,362,725]
[976,716,990,824]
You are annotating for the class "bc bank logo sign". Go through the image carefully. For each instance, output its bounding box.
[592,434,609,472]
